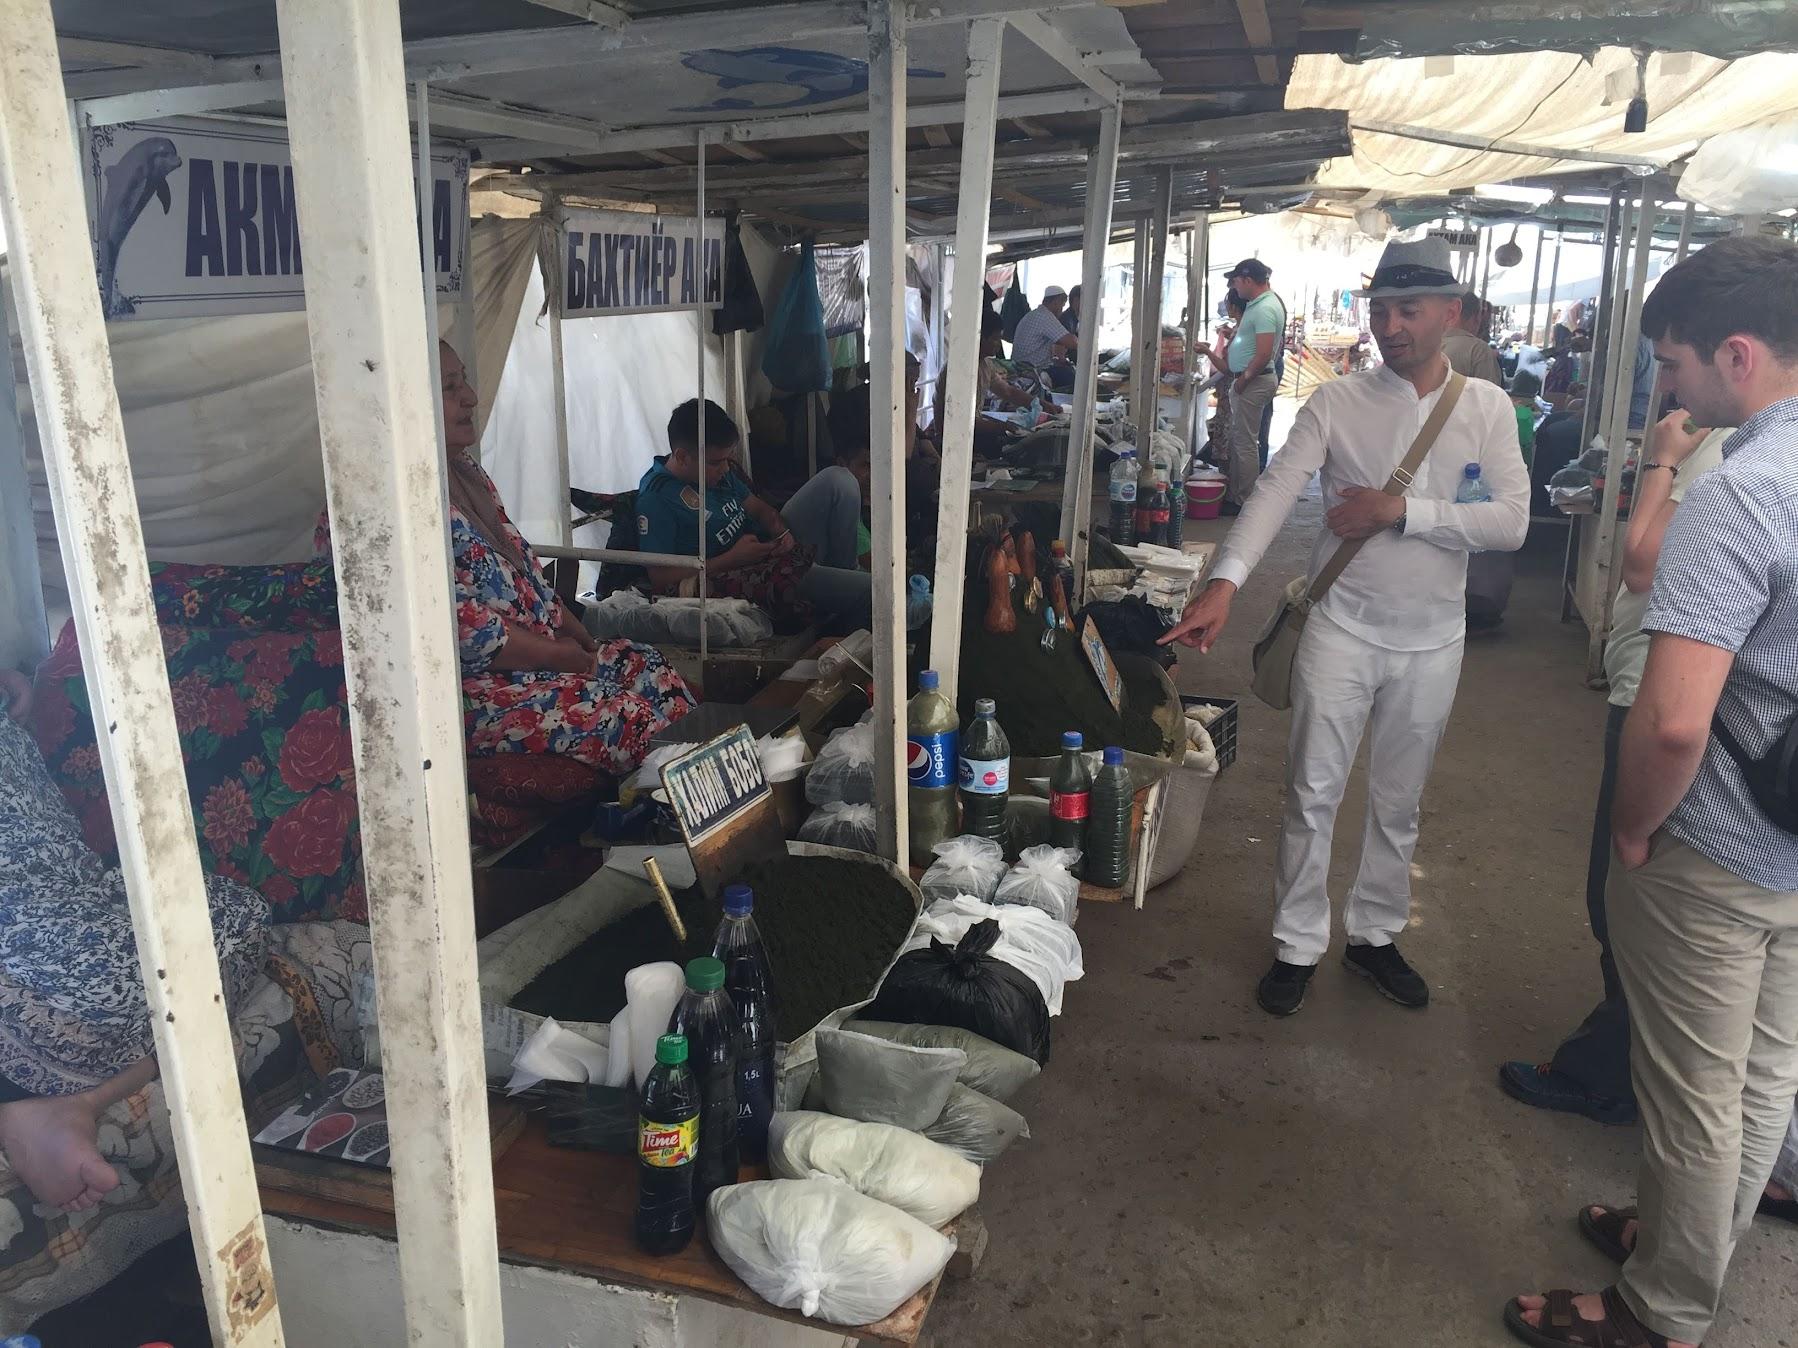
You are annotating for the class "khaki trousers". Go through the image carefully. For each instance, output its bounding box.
[1609,833,1798,1343]
[1226,371,1277,505]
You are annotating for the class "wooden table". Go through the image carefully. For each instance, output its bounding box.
[260,1115,943,1346]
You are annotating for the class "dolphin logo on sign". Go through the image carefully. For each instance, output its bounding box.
[96,136,183,318]
[677,46,943,113]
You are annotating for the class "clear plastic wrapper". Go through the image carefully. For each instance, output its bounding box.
[805,719,878,805]
[767,1110,980,1226]
[993,844,1082,924]
[920,835,1008,905]
[797,802,878,853]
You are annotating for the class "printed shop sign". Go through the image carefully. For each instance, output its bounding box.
[85,117,469,320]
[559,207,725,317]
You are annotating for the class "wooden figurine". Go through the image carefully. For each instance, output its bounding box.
[984,544,1017,634]
[1016,530,1043,613]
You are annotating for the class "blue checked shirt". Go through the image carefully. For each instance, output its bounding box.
[1644,396,1798,891]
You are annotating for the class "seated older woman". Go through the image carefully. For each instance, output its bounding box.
[0,671,267,1211]
[321,343,695,776]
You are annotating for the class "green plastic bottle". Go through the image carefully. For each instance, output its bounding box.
[1048,731,1092,852]
[1085,746,1133,887]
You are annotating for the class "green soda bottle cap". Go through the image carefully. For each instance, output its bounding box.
[656,1034,689,1066]
[685,956,725,991]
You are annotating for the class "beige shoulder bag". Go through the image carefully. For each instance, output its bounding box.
[1249,371,1466,710]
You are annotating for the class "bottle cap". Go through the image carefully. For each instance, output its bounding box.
[1051,539,1067,556]
[723,883,753,916]
[918,670,939,692]
[1103,746,1125,766]
[1062,731,1084,750]
[685,956,725,991]
[975,698,996,716]
[1463,462,1481,477]
[655,1033,689,1066]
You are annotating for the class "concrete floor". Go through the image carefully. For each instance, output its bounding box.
[925,489,1798,1347]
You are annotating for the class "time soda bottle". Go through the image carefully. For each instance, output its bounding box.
[712,884,775,1163]
[957,698,1011,842]
[907,670,960,864]
[1049,730,1093,852]
[635,1033,700,1255]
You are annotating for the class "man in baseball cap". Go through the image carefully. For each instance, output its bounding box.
[1220,259,1284,509]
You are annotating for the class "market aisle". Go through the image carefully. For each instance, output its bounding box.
[924,500,1798,1347]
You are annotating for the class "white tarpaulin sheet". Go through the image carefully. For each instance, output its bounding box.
[9,215,538,615]
[1289,48,1798,197]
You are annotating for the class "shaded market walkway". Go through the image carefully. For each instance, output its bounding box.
[925,498,1798,1347]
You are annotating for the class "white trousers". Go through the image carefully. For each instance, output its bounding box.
[1273,610,1464,965]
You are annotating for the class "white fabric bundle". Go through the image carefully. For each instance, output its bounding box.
[708,1178,955,1325]
[767,1111,979,1226]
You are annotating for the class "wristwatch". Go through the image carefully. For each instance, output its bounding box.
[1641,462,1679,479]
[1392,508,1407,535]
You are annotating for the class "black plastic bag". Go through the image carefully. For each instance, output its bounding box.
[864,920,1050,1066]
[713,212,764,337]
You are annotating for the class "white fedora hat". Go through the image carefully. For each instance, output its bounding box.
[1352,236,1465,300]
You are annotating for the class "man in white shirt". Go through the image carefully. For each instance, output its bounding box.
[1161,237,1529,1016]
[1011,286,1079,389]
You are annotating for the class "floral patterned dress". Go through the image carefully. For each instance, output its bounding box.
[0,712,268,1097]
[317,458,694,777]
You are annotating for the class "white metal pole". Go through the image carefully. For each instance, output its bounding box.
[1676,200,1696,261]
[1525,224,1544,347]
[868,0,909,864]
[1060,100,1122,594]
[1542,225,1564,350]
[1178,214,1205,471]
[1137,169,1173,476]
[415,82,447,458]
[1129,224,1151,450]
[927,16,1003,710]
[0,295,48,666]
[273,0,503,1342]
[0,4,284,1342]
[1590,182,1656,683]
[548,194,574,548]
[697,130,709,673]
[727,331,752,474]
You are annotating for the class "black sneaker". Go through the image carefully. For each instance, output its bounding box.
[1496,1061,1638,1126]
[1256,959,1314,1016]
[1343,942,1429,1008]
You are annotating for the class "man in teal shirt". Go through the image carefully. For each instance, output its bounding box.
[1223,258,1284,512]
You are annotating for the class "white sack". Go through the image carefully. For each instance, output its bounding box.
[767,1111,979,1226]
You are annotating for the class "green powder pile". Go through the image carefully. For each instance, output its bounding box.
[512,854,917,1044]
[956,576,1169,758]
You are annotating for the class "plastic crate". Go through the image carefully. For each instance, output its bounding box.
[1180,695,1238,771]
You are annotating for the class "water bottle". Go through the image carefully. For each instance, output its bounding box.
[1166,478,1185,549]
[712,884,776,1163]
[635,1033,699,1255]
[1455,462,1491,503]
[1108,450,1138,544]
[1084,746,1133,887]
[957,698,1011,842]
[666,957,739,1209]
[905,574,933,630]
[906,670,960,864]
[1048,731,1092,852]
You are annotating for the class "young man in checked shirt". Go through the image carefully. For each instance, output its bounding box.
[1508,235,1798,1348]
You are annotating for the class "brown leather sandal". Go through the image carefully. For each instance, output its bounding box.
[1503,1286,1686,1347]
[1579,1205,1638,1263]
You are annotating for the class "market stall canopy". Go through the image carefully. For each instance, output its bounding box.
[1288,46,1798,198]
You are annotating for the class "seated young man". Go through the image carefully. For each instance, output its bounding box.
[637,399,872,632]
